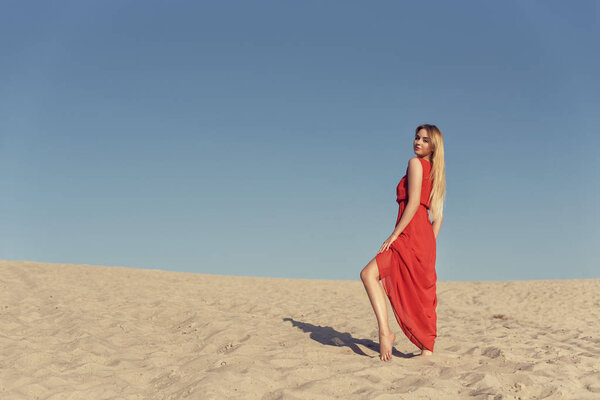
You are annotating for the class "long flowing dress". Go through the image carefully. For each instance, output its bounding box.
[375,156,437,352]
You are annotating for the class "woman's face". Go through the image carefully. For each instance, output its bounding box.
[413,129,434,159]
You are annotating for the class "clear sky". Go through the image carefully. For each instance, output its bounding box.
[1,1,598,281]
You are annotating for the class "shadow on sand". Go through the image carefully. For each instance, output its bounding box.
[283,317,416,359]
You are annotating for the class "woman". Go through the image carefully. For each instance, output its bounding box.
[360,124,446,361]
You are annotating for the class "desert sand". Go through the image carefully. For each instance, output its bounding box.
[0,260,599,399]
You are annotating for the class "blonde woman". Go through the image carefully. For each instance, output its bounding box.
[360,124,446,361]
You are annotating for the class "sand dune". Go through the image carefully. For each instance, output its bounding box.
[0,260,598,399]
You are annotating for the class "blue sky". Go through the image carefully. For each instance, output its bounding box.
[1,1,598,281]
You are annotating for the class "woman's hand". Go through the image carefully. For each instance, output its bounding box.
[378,233,399,253]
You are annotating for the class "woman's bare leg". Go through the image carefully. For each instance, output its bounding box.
[360,257,395,361]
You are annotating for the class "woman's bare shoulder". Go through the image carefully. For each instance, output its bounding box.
[407,157,423,170]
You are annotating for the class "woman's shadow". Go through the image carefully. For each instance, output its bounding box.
[283,318,416,359]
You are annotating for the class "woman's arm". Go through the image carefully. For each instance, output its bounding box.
[378,157,423,253]
[391,157,423,237]
[432,214,443,240]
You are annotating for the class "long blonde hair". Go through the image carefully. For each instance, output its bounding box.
[416,124,446,222]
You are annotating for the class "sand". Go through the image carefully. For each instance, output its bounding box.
[0,260,599,399]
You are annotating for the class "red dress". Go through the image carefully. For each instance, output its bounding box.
[375,157,437,352]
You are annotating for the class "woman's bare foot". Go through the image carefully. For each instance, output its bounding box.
[420,348,433,356]
[379,331,396,361]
